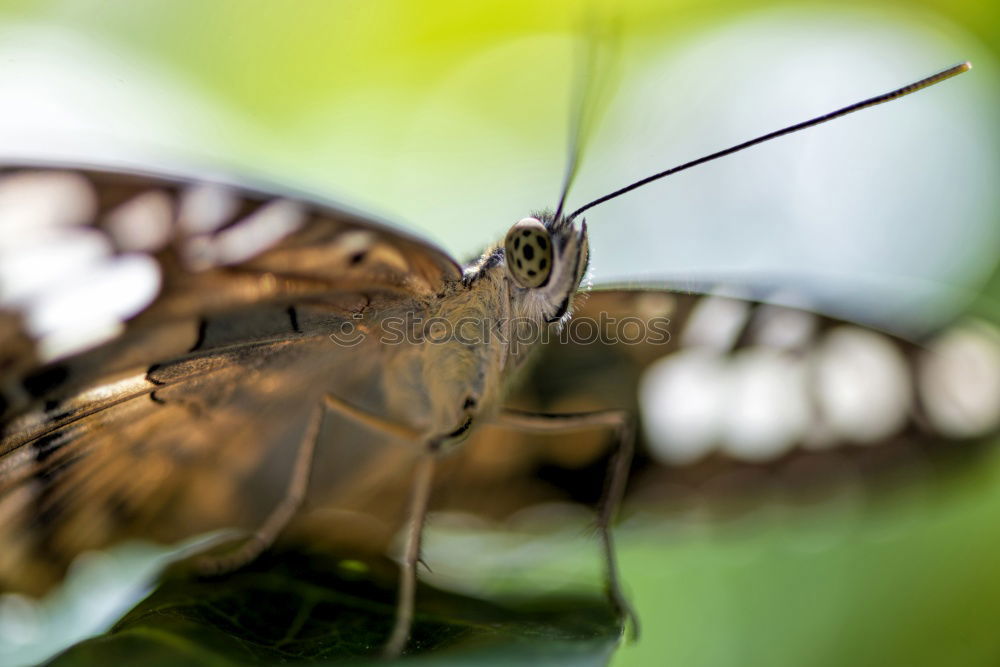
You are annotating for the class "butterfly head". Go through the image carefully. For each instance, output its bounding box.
[503,213,589,323]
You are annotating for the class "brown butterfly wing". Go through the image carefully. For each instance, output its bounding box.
[444,288,1000,519]
[0,166,460,412]
[0,166,457,594]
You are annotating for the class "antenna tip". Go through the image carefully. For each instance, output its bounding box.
[960,61,973,72]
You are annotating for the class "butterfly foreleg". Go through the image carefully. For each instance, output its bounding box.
[320,391,445,657]
[322,392,422,442]
[382,453,435,657]
[493,408,640,641]
[196,400,326,576]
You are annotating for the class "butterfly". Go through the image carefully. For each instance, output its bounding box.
[0,60,994,658]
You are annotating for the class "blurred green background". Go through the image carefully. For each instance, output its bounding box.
[0,1,998,665]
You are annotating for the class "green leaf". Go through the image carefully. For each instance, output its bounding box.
[45,548,621,666]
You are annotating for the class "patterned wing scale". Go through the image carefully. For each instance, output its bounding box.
[0,166,458,593]
[0,167,460,413]
[444,289,1000,518]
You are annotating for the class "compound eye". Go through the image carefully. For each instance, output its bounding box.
[504,217,553,288]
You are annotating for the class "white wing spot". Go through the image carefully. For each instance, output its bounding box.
[812,327,911,443]
[103,190,174,252]
[0,171,96,248]
[184,199,305,269]
[919,321,1000,438]
[28,253,161,361]
[640,349,727,464]
[334,229,407,272]
[337,230,376,256]
[721,348,809,462]
[680,293,751,351]
[750,304,818,350]
[178,183,240,235]
[0,227,111,304]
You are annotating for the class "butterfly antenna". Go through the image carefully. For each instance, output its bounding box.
[569,61,971,220]
[553,14,621,223]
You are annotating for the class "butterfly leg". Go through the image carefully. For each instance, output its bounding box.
[382,453,435,657]
[494,408,639,640]
[196,401,324,575]
[321,392,436,657]
[322,392,422,442]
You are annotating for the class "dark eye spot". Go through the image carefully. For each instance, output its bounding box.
[349,251,366,265]
[514,237,520,250]
[522,230,531,237]
[537,236,547,250]
[516,258,523,269]
[527,269,537,277]
[539,258,547,269]
[523,244,535,260]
